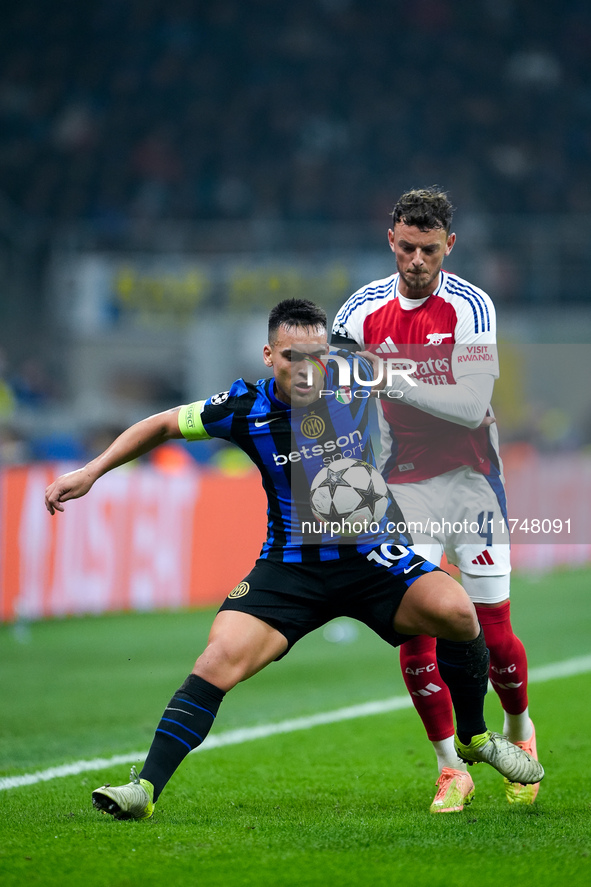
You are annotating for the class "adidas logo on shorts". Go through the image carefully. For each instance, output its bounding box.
[472,550,495,566]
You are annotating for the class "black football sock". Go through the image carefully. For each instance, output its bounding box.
[436,626,490,746]
[140,674,226,802]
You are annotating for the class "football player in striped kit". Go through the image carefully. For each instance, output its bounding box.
[45,298,542,819]
[332,188,539,813]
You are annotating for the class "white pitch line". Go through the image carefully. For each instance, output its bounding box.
[2,653,590,793]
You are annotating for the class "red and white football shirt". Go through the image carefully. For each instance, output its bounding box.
[332,270,500,483]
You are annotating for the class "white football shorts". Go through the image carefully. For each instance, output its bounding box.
[389,466,511,601]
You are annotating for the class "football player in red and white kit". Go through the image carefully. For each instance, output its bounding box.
[331,188,539,813]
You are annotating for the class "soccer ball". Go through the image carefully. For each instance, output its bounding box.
[309,458,389,528]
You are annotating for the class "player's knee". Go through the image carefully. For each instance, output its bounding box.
[436,592,479,641]
[193,642,252,691]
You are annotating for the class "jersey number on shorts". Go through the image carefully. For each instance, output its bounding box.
[367,543,411,568]
[478,510,494,546]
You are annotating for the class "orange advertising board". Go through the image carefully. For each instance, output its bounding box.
[0,464,266,622]
[1,452,590,622]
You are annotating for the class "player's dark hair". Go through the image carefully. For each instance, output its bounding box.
[391,187,454,233]
[268,299,327,344]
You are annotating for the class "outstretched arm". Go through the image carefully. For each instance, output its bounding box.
[45,407,183,514]
[358,350,495,429]
[386,371,495,428]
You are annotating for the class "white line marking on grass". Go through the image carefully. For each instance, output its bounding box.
[2,653,591,793]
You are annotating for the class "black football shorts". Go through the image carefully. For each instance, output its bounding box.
[218,545,441,656]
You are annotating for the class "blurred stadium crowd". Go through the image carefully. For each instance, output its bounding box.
[1,0,590,227]
[1,0,591,467]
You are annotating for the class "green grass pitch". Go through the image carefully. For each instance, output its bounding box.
[1,565,590,886]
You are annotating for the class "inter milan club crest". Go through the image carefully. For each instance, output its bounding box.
[228,581,250,599]
[300,412,326,439]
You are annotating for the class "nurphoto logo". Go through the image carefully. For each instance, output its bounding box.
[305,352,417,399]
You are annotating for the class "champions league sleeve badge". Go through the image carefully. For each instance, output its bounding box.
[210,391,230,405]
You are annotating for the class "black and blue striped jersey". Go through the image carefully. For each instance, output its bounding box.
[178,351,410,564]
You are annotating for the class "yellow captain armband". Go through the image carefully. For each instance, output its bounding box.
[178,401,212,441]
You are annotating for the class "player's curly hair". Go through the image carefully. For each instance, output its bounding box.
[391,187,454,233]
[268,299,327,343]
